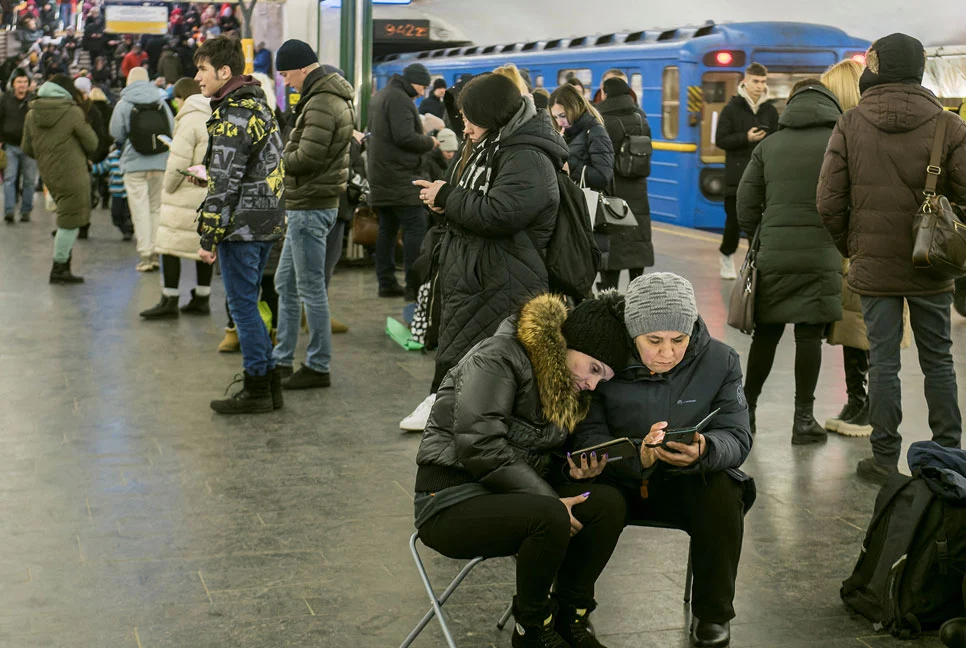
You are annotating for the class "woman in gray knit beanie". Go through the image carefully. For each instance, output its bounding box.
[624,272,699,372]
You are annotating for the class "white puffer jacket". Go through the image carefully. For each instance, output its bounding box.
[154,93,212,260]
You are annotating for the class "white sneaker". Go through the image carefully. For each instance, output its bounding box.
[400,393,437,432]
[719,253,737,279]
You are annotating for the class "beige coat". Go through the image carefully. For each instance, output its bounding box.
[154,94,211,260]
[827,258,912,350]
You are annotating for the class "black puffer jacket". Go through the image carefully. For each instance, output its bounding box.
[366,75,435,207]
[564,111,614,191]
[0,90,30,146]
[570,317,753,488]
[598,94,653,270]
[432,99,567,370]
[415,295,591,496]
[715,91,780,194]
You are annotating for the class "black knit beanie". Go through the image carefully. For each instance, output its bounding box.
[275,39,318,72]
[858,33,926,94]
[403,63,432,87]
[560,292,630,373]
[457,73,523,131]
[432,77,447,90]
[602,77,631,97]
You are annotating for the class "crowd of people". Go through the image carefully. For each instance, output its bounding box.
[1,16,965,646]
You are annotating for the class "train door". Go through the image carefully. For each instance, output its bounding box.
[695,69,741,227]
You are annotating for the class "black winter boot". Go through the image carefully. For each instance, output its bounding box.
[77,224,89,240]
[512,616,570,648]
[270,367,284,410]
[49,260,84,284]
[690,618,731,648]
[140,295,180,319]
[180,289,210,315]
[792,401,827,445]
[940,616,966,647]
[210,372,274,414]
[555,600,608,648]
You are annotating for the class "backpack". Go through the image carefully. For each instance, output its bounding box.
[614,113,652,179]
[544,169,601,300]
[841,472,966,639]
[128,101,171,156]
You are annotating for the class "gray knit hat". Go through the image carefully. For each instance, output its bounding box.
[625,272,699,338]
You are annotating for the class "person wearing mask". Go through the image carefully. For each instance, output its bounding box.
[597,73,653,290]
[715,62,779,280]
[415,292,631,648]
[418,77,446,120]
[818,33,966,483]
[549,83,614,192]
[271,40,354,390]
[1,67,37,223]
[193,36,286,414]
[570,272,755,648]
[22,74,98,283]
[404,74,566,433]
[110,65,174,271]
[366,62,438,298]
[139,77,213,320]
[737,80,844,444]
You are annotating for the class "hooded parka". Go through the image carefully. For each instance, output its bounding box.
[431,100,567,370]
[817,83,966,296]
[21,83,98,229]
[737,85,844,325]
[155,93,211,260]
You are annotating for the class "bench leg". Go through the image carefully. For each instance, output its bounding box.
[496,601,513,630]
[684,551,693,605]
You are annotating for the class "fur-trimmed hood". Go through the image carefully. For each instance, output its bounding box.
[514,294,590,432]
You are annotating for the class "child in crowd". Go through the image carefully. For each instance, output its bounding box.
[91,145,133,240]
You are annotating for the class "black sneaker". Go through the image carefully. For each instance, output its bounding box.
[555,604,608,648]
[19,212,29,223]
[282,364,331,390]
[512,617,570,648]
[378,283,405,298]
[4,213,14,224]
[837,399,872,437]
[856,456,899,485]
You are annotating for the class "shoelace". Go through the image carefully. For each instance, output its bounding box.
[222,373,244,397]
[538,623,570,648]
[564,616,596,643]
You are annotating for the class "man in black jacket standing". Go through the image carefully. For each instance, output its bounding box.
[0,68,37,223]
[714,62,778,279]
[571,273,754,648]
[366,62,438,297]
[418,77,446,120]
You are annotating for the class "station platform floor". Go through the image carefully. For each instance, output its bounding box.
[2,206,964,648]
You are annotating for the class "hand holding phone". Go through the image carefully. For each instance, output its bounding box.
[644,408,721,449]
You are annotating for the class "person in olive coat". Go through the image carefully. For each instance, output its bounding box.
[737,81,843,445]
[22,75,98,284]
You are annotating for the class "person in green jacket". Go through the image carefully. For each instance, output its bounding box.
[737,80,844,445]
[21,74,99,284]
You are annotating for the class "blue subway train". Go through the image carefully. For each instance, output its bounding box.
[373,21,870,230]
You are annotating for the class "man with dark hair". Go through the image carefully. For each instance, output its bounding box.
[193,36,286,414]
[418,77,446,119]
[714,61,779,279]
[0,68,37,223]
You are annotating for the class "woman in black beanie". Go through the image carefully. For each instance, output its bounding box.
[413,292,629,647]
[408,73,570,430]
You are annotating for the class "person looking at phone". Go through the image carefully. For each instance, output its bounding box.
[570,272,754,648]
[713,62,778,280]
[414,293,631,648]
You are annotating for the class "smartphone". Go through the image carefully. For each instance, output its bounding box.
[178,168,205,181]
[755,125,770,132]
[645,408,722,449]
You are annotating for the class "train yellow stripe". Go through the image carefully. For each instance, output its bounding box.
[652,142,698,152]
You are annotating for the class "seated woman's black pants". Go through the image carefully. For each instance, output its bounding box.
[418,482,626,626]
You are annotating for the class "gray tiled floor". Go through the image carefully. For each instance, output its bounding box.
[2,206,963,647]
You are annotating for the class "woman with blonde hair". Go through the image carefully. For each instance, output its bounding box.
[549,83,614,191]
[493,62,529,95]
[820,59,863,111]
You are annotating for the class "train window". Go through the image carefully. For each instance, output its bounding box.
[700,71,741,163]
[766,72,827,112]
[631,73,643,102]
[558,68,593,97]
[535,75,545,89]
[662,67,680,139]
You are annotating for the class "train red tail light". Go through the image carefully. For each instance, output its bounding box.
[715,51,733,65]
[703,50,746,67]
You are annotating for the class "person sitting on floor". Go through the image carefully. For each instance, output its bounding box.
[414,292,632,648]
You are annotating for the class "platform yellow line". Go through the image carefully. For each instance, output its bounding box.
[198,570,213,603]
[134,626,143,648]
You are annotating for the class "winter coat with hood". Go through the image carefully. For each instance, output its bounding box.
[21,82,98,229]
[598,93,653,269]
[817,83,966,296]
[366,74,435,207]
[283,67,355,211]
[737,85,844,325]
[431,98,567,371]
[564,110,614,191]
[109,79,175,173]
[570,317,754,495]
[414,294,594,526]
[155,93,211,260]
[714,87,780,194]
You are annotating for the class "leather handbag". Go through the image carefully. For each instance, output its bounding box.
[597,194,639,229]
[727,227,761,334]
[579,167,601,229]
[351,202,379,247]
[912,117,966,278]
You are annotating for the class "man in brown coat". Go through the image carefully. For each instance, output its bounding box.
[817,33,966,484]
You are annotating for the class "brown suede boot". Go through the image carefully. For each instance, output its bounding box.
[331,316,349,334]
[218,327,240,353]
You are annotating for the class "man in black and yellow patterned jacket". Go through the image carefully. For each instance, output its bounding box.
[193,36,286,415]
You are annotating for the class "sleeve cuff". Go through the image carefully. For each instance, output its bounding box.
[435,182,454,209]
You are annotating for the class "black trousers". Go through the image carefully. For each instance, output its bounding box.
[719,195,741,256]
[161,255,213,291]
[843,345,870,402]
[616,471,746,623]
[743,322,826,407]
[418,483,626,626]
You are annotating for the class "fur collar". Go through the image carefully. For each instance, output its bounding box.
[515,295,590,432]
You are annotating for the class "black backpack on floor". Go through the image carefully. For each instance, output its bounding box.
[841,472,966,639]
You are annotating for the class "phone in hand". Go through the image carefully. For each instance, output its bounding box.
[645,408,721,449]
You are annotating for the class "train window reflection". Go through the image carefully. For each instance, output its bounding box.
[558,68,593,98]
[662,66,680,139]
[631,73,643,103]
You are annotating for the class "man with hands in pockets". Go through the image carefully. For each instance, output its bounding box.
[569,272,755,648]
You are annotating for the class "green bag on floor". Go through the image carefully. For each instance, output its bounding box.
[258,301,272,333]
[386,317,424,351]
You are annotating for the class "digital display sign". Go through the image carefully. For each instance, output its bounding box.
[374,19,430,41]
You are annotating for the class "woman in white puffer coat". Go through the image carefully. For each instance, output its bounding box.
[140,78,213,320]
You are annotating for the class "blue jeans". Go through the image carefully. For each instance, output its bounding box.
[219,240,276,377]
[4,145,37,215]
[325,218,345,288]
[273,209,336,373]
[375,205,427,291]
